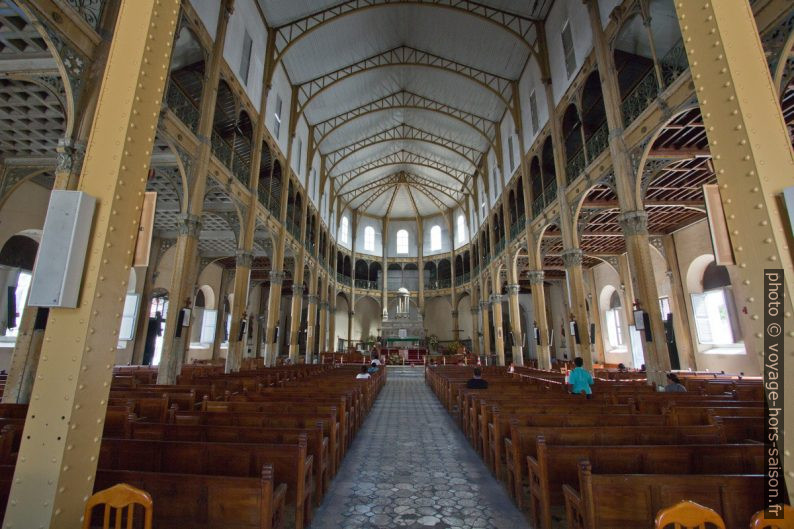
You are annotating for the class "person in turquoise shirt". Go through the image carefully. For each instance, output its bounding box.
[567,357,593,399]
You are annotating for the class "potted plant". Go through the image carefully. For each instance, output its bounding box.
[427,334,439,353]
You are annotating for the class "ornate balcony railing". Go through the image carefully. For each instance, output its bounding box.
[510,215,526,240]
[494,238,505,256]
[427,279,451,290]
[165,81,199,134]
[543,181,557,209]
[287,222,301,240]
[565,149,586,184]
[336,273,351,286]
[456,272,471,286]
[355,279,378,290]
[585,122,609,163]
[532,194,545,218]
[65,0,103,30]
[621,69,659,128]
[211,129,233,168]
[482,253,491,267]
[660,39,688,87]
[472,265,479,277]
[232,156,250,188]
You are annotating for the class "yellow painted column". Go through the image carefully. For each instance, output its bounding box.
[3,1,179,526]
[491,292,505,366]
[561,249,593,369]
[480,300,491,356]
[469,304,480,354]
[305,283,319,364]
[212,267,232,361]
[263,269,284,365]
[673,0,794,498]
[225,250,252,372]
[506,283,524,366]
[662,234,696,369]
[587,267,605,365]
[328,299,337,353]
[1,302,44,404]
[528,270,551,370]
[158,0,234,383]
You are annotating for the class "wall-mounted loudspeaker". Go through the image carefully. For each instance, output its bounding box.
[28,191,96,308]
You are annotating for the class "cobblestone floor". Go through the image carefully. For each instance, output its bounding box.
[309,369,530,529]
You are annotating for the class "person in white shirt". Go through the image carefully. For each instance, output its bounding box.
[370,357,381,366]
[356,365,371,379]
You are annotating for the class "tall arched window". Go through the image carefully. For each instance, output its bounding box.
[396,229,409,254]
[430,225,442,251]
[364,226,375,251]
[340,216,349,243]
[456,215,466,243]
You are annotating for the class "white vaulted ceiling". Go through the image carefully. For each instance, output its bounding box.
[257,0,555,218]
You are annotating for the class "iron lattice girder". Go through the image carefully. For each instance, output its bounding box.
[334,149,471,193]
[274,0,537,61]
[403,172,464,202]
[313,90,497,147]
[358,181,397,211]
[340,173,402,201]
[325,123,481,172]
[296,46,514,115]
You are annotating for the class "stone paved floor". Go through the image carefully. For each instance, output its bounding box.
[309,368,530,529]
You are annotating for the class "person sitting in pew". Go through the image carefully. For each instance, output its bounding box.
[567,357,593,399]
[466,368,488,389]
[664,372,687,393]
[367,361,379,374]
[617,363,627,373]
[356,366,371,380]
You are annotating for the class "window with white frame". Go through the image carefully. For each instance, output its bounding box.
[239,31,253,85]
[508,136,515,173]
[396,229,409,254]
[118,293,140,341]
[430,225,442,251]
[364,226,375,251]
[659,297,671,320]
[273,95,282,139]
[457,215,466,243]
[561,20,576,78]
[605,291,624,348]
[199,309,217,344]
[692,289,735,345]
[529,90,539,133]
[340,216,349,243]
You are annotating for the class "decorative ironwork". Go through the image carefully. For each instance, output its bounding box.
[565,149,586,184]
[337,273,352,286]
[542,181,557,210]
[494,238,505,256]
[211,130,233,168]
[232,155,250,188]
[585,122,609,163]
[510,215,526,240]
[355,279,378,290]
[660,39,689,87]
[65,0,104,30]
[456,272,470,286]
[621,69,659,128]
[166,80,202,133]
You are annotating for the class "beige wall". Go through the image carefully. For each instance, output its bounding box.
[424,296,454,341]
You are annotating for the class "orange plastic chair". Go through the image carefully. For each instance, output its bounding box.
[654,500,726,529]
[751,505,794,528]
[82,483,153,529]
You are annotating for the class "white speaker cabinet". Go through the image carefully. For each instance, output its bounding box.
[28,190,96,308]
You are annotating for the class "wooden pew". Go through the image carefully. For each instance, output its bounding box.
[98,436,313,529]
[527,439,764,529]
[562,461,764,529]
[505,423,725,509]
[127,421,330,502]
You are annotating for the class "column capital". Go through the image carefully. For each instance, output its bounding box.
[506,284,521,295]
[306,294,319,305]
[617,210,649,236]
[527,270,545,285]
[471,306,480,315]
[489,294,503,305]
[269,270,285,285]
[451,310,459,318]
[235,250,254,268]
[292,284,305,296]
[479,301,489,311]
[561,248,584,269]
[177,214,202,237]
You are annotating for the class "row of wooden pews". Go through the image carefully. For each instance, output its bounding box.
[426,365,769,529]
[0,363,385,529]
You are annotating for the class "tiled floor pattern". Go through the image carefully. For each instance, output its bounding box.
[309,369,530,529]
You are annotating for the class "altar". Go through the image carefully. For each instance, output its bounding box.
[380,288,427,364]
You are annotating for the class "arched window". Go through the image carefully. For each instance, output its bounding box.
[396,229,409,254]
[605,291,624,348]
[692,261,737,345]
[456,215,466,243]
[430,225,442,251]
[364,226,375,251]
[340,216,349,244]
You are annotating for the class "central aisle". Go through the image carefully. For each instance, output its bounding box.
[310,368,530,529]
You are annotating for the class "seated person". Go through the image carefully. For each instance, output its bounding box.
[367,361,379,374]
[507,362,516,374]
[356,365,371,379]
[466,367,488,389]
[664,372,687,392]
[617,363,627,373]
[567,357,594,398]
